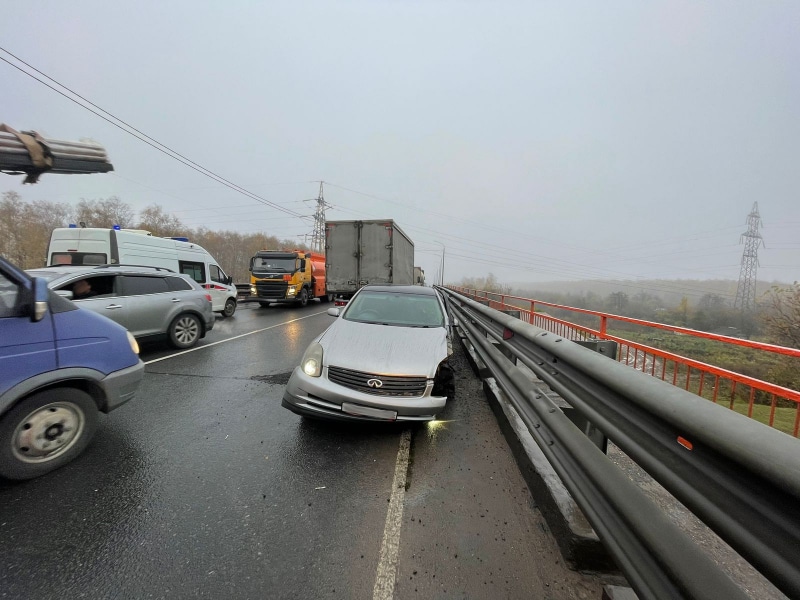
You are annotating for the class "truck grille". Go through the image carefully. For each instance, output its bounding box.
[327,366,428,397]
[254,281,288,300]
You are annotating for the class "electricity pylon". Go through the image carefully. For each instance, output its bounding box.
[309,181,329,254]
[733,202,764,311]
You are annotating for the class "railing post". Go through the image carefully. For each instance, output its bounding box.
[600,315,608,338]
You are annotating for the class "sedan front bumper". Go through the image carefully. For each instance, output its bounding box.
[282,366,446,422]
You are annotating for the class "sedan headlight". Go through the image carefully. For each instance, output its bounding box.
[126,331,140,355]
[300,342,323,377]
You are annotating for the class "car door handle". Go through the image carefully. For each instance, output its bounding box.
[105,304,123,310]
[171,298,181,303]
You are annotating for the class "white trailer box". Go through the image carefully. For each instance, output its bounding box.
[325,219,414,298]
[47,227,238,317]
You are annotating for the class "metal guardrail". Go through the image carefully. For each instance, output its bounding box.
[452,287,800,437]
[440,287,800,600]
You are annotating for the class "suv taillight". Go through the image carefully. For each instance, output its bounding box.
[204,293,212,302]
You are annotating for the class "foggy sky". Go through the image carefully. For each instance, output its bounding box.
[2,1,799,298]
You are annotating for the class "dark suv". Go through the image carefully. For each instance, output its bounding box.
[27,265,215,349]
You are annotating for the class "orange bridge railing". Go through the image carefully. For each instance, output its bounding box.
[451,287,800,437]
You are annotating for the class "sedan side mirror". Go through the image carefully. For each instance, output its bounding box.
[326,307,340,317]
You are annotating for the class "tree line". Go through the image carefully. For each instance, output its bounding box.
[0,191,306,282]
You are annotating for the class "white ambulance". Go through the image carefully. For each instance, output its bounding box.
[47,227,238,317]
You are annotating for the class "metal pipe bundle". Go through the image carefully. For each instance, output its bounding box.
[0,124,114,183]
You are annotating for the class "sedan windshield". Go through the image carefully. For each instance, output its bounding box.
[344,290,444,327]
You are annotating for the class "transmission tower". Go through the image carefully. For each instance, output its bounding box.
[733,202,764,311]
[309,181,329,254]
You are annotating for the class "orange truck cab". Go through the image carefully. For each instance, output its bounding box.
[249,250,330,307]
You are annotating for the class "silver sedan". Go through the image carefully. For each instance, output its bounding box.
[282,285,454,422]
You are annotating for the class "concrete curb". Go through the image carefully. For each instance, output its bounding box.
[456,327,618,572]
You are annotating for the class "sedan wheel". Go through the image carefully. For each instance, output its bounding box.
[169,313,202,348]
[0,389,98,480]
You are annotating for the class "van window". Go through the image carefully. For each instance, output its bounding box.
[0,271,21,318]
[51,252,107,266]
[121,276,170,296]
[209,265,226,284]
[179,261,205,284]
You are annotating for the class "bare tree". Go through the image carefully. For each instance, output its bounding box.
[0,191,24,265]
[74,196,135,228]
[0,191,74,268]
[136,204,185,237]
[762,284,800,349]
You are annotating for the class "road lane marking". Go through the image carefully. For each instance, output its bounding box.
[373,428,411,600]
[144,311,328,364]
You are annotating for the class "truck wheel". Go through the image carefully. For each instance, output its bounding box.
[322,293,334,303]
[169,313,202,349]
[222,298,237,317]
[0,388,99,480]
[297,288,308,307]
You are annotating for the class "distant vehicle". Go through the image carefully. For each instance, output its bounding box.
[414,266,425,286]
[47,227,238,317]
[282,285,454,422]
[249,250,329,307]
[0,256,144,480]
[26,265,215,349]
[324,220,415,301]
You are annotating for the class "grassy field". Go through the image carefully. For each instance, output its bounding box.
[603,329,799,436]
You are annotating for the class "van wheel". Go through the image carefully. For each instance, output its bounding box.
[222,298,237,318]
[169,313,202,348]
[297,288,308,307]
[0,388,98,480]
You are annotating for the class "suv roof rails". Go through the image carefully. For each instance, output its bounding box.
[90,264,176,272]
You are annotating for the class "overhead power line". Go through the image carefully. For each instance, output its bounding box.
[0,47,306,220]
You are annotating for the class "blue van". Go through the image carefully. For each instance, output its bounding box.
[0,256,144,480]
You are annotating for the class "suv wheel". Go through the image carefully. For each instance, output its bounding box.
[169,313,202,348]
[0,388,99,480]
[222,298,237,318]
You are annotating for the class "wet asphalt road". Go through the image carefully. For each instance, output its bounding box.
[0,301,611,599]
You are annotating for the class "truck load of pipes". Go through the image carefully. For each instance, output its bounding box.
[0,123,114,183]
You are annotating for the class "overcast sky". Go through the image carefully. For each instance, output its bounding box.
[2,1,798,295]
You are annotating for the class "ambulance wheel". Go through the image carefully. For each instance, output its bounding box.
[222,298,237,317]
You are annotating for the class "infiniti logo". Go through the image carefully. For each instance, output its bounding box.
[366,378,383,388]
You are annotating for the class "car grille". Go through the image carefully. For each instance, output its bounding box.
[254,280,288,300]
[327,366,428,397]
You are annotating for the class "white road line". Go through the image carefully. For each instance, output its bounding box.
[373,428,411,600]
[144,311,327,365]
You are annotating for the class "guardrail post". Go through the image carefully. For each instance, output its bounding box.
[599,315,608,338]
